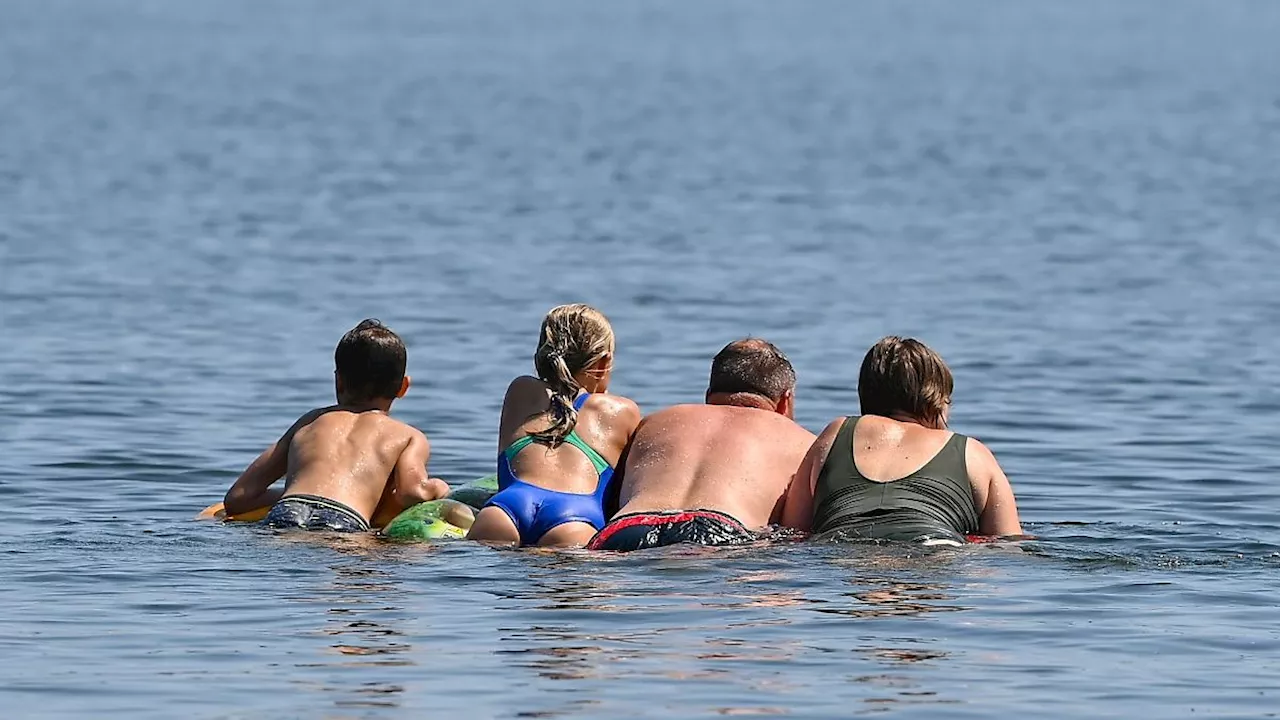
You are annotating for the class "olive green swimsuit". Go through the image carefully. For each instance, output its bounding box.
[812,416,979,543]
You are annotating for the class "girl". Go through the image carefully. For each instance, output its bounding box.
[469,304,642,547]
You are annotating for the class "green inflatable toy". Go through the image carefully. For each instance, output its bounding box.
[381,474,499,541]
[445,473,499,511]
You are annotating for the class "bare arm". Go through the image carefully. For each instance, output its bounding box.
[780,418,845,532]
[223,409,325,515]
[390,430,449,512]
[605,438,632,519]
[606,409,649,517]
[966,438,1023,537]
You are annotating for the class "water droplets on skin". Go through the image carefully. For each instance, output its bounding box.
[4,0,1280,717]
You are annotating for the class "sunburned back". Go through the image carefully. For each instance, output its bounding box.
[285,410,411,521]
[618,405,816,529]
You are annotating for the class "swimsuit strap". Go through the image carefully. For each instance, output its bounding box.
[503,434,538,460]
[500,393,611,475]
[500,393,586,460]
[561,431,612,476]
[564,394,612,474]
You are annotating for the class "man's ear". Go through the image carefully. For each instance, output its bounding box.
[778,389,795,419]
[397,376,412,399]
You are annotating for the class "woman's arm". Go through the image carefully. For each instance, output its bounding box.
[780,418,845,532]
[966,438,1023,537]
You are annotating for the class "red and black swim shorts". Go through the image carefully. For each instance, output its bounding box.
[587,509,756,552]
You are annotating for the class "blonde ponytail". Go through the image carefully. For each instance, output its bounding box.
[530,304,614,446]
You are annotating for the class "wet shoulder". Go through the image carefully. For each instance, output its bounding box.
[581,393,642,443]
[361,414,426,460]
[962,435,997,475]
[756,409,818,444]
[629,404,706,442]
[582,392,640,420]
[637,403,709,426]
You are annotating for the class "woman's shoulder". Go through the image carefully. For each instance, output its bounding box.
[962,434,998,465]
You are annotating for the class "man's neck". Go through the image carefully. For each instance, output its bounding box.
[705,392,776,412]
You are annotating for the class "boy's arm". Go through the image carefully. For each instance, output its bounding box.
[223,409,323,515]
[390,429,449,511]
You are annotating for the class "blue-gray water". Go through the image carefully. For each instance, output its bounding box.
[3,1,1280,717]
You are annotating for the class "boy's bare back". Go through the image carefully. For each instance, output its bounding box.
[284,408,433,526]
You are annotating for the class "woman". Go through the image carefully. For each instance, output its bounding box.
[468,304,642,547]
[782,336,1022,543]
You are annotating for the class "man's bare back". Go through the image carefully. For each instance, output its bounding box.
[618,404,815,528]
[587,338,816,552]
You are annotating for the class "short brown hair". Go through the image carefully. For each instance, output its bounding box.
[858,336,953,428]
[708,338,796,402]
[334,319,407,401]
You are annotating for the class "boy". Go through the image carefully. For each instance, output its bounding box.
[223,319,449,531]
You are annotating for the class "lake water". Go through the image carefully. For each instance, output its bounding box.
[3,0,1280,717]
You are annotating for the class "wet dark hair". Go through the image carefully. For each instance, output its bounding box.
[858,336,953,429]
[707,338,796,402]
[334,319,407,402]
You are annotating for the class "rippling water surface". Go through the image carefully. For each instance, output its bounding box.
[3,1,1280,717]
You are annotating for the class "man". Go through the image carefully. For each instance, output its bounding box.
[587,338,816,552]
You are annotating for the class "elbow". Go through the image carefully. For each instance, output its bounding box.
[223,491,249,515]
[427,478,450,500]
[401,478,449,506]
[224,484,264,515]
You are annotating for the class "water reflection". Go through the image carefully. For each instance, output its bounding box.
[487,551,829,718]
[815,546,972,619]
[285,550,416,711]
[806,548,973,713]
[820,579,969,620]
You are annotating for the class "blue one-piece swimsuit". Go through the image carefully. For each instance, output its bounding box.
[485,393,617,546]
